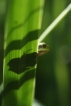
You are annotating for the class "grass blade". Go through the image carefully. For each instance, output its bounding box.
[3,0,44,106]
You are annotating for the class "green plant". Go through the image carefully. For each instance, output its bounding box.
[3,0,44,106]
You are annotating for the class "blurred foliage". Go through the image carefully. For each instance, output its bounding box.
[35,0,71,106]
[0,0,6,84]
[0,0,71,106]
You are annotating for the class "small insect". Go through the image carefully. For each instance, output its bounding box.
[7,42,49,74]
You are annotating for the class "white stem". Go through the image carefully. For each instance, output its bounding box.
[39,3,71,43]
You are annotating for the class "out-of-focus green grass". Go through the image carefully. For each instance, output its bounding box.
[36,0,71,106]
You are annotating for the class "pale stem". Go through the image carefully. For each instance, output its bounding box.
[39,3,71,43]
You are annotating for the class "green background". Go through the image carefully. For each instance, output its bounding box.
[0,0,71,106]
[36,0,71,106]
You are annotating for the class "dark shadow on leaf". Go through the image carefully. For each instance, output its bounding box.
[7,7,43,39]
[5,30,39,57]
[4,6,42,57]
[2,68,36,98]
[7,52,37,74]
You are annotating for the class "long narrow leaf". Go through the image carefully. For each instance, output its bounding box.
[3,0,44,106]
